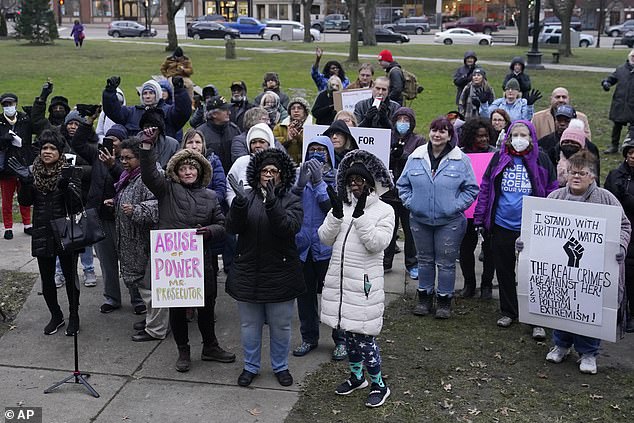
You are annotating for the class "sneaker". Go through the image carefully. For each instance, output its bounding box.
[293,341,318,357]
[532,327,546,340]
[579,354,598,374]
[44,315,65,335]
[331,344,347,361]
[3,229,13,240]
[335,374,369,395]
[83,271,97,287]
[54,273,66,288]
[497,316,513,327]
[546,345,570,363]
[100,303,118,314]
[408,267,419,280]
[134,304,147,315]
[365,383,391,408]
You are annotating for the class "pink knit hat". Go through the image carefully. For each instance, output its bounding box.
[560,126,586,148]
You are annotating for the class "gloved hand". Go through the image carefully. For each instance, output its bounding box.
[352,189,368,219]
[616,246,626,263]
[602,80,611,91]
[106,76,121,92]
[391,141,404,159]
[40,81,53,101]
[326,185,343,219]
[140,127,159,146]
[227,174,246,203]
[195,224,212,240]
[172,76,184,89]
[525,89,542,106]
[515,238,524,252]
[296,161,310,190]
[264,179,279,206]
[7,157,32,183]
[306,158,323,185]
[365,106,378,120]
[471,96,481,108]
[379,100,389,114]
[173,46,184,58]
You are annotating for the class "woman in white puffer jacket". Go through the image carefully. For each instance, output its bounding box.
[318,149,394,408]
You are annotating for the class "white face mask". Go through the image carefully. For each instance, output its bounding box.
[510,136,530,152]
[3,106,16,117]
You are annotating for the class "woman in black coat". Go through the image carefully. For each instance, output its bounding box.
[10,129,82,336]
[226,148,304,388]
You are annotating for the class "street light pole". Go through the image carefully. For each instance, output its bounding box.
[526,0,544,69]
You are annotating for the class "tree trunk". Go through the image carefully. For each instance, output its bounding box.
[165,0,185,51]
[347,0,359,63]
[302,0,313,43]
[549,0,575,57]
[361,0,376,46]
[517,0,529,47]
[596,0,606,48]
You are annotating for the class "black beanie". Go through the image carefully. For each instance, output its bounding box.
[346,162,374,186]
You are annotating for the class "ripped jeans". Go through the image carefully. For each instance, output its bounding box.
[410,214,467,296]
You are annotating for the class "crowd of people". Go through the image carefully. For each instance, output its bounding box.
[1,45,634,408]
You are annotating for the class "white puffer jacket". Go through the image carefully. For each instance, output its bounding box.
[318,192,394,336]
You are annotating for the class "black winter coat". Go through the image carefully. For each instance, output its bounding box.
[311,90,337,125]
[196,121,241,174]
[0,112,34,179]
[386,61,404,105]
[605,161,634,256]
[604,61,634,123]
[18,169,82,257]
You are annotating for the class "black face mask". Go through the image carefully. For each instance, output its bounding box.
[50,110,67,121]
[560,144,581,159]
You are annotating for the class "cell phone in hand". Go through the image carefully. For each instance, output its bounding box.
[372,97,382,109]
[99,137,114,154]
[76,104,100,117]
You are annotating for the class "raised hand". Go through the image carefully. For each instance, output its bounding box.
[306,158,323,185]
[40,81,53,101]
[172,76,184,89]
[106,76,121,91]
[326,185,343,219]
[352,189,368,218]
[525,89,542,106]
[140,127,159,145]
[296,161,310,190]
[228,174,246,202]
[264,179,278,205]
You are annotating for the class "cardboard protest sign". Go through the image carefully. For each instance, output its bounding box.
[303,124,391,167]
[464,152,494,218]
[151,229,205,308]
[333,88,373,112]
[517,197,622,342]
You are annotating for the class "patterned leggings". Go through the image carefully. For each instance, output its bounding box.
[345,331,382,377]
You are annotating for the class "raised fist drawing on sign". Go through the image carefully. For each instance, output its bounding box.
[563,237,584,268]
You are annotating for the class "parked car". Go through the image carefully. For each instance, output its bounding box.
[187,14,226,30]
[433,28,492,45]
[264,20,321,41]
[383,16,430,35]
[538,26,594,48]
[224,17,266,37]
[605,19,634,37]
[528,16,582,36]
[311,14,350,32]
[187,22,240,40]
[107,21,157,38]
[374,28,410,43]
[444,16,499,34]
[622,30,634,47]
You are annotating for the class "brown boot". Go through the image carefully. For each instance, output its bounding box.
[175,345,191,372]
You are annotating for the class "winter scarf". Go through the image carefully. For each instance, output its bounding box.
[32,156,64,193]
[114,167,142,201]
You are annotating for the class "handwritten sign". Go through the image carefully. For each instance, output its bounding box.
[151,229,205,308]
[517,197,622,342]
[303,124,391,168]
[464,152,494,219]
[333,88,373,112]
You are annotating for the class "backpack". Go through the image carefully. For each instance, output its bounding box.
[390,67,424,101]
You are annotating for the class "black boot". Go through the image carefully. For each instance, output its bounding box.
[480,286,493,300]
[65,313,79,336]
[435,295,452,319]
[457,282,476,298]
[412,290,433,316]
[202,343,236,363]
[176,345,191,372]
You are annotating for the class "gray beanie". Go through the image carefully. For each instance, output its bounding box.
[64,110,87,126]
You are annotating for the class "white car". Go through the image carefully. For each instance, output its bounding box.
[263,20,321,41]
[538,26,594,48]
[433,28,492,45]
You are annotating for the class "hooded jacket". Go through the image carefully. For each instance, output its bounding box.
[318,150,395,336]
[389,107,425,182]
[225,148,305,303]
[323,119,360,168]
[294,136,337,262]
[603,60,634,124]
[311,88,337,126]
[502,57,532,99]
[605,161,634,256]
[473,120,558,231]
[453,51,477,105]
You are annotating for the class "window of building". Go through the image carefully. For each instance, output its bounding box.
[269,4,277,19]
[62,0,81,17]
[92,0,113,17]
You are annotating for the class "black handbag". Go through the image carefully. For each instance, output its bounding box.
[51,207,106,252]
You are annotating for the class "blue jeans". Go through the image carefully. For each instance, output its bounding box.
[237,300,294,374]
[56,246,94,274]
[552,330,601,355]
[410,214,467,296]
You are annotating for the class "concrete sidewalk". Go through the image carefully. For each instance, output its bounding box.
[0,224,414,423]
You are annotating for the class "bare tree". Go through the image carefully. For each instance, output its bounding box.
[346,0,359,62]
[517,0,530,47]
[302,0,314,43]
[165,0,186,51]
[596,0,607,48]
[548,0,576,56]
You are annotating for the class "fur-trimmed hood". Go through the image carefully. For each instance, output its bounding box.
[166,149,212,187]
[336,149,393,202]
[246,148,297,192]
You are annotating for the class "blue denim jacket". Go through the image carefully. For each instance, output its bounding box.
[397,144,479,226]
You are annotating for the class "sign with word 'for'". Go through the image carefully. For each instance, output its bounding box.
[517,197,622,342]
[151,229,205,308]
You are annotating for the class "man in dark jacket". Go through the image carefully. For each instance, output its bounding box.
[453,51,477,105]
[196,96,242,173]
[502,57,532,100]
[354,77,400,129]
[253,72,290,110]
[602,51,634,153]
[229,80,254,132]
[378,49,404,106]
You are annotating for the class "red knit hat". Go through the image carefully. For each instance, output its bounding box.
[378,49,393,62]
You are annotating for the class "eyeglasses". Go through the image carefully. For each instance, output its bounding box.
[568,170,589,177]
[347,176,366,186]
[260,168,280,176]
[308,146,327,153]
[491,117,506,122]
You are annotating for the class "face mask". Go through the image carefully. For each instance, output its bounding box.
[395,121,410,135]
[231,95,244,103]
[560,144,581,158]
[307,151,326,163]
[50,110,66,121]
[3,106,16,117]
[510,136,530,152]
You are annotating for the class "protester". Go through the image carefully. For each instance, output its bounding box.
[318,149,395,408]
[196,96,241,173]
[311,47,349,92]
[231,107,285,164]
[253,72,290,110]
[397,117,478,319]
[458,67,494,120]
[70,20,85,48]
[226,148,303,387]
[334,110,357,127]
[490,108,512,148]
[228,80,254,132]
[30,81,71,135]
[531,87,591,141]
[311,76,341,126]
[354,77,399,128]
[377,49,404,105]
[480,78,541,122]
[347,63,375,89]
[322,119,359,168]
[546,123,600,187]
[259,91,286,128]
[474,120,557,337]
[453,51,478,105]
[601,50,634,153]
[189,84,219,128]
[275,97,312,163]
[159,47,195,101]
[137,109,179,169]
[96,88,125,142]
[502,56,532,99]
